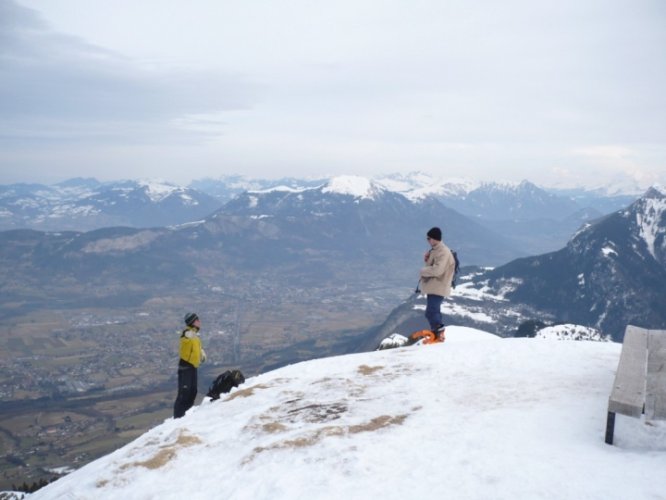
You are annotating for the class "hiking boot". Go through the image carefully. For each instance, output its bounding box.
[434,325,446,341]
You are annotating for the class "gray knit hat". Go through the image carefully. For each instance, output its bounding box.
[184,312,199,326]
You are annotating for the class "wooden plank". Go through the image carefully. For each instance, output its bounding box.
[608,326,648,417]
[646,329,666,420]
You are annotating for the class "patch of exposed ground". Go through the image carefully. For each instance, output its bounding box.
[243,414,409,464]
[357,365,384,376]
[110,430,203,481]
[225,383,272,401]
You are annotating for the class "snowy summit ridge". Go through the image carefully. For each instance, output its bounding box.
[321,175,385,199]
[135,180,191,204]
[30,327,666,500]
[374,171,479,201]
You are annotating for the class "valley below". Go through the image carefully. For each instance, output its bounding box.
[0,277,408,491]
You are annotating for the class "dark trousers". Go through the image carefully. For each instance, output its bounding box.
[425,294,444,331]
[173,364,198,419]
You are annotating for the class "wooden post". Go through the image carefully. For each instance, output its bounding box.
[605,411,616,445]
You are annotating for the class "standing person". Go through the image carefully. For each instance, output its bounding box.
[418,227,456,340]
[173,312,207,419]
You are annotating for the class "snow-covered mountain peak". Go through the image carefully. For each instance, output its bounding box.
[29,326,666,500]
[374,172,478,201]
[321,175,385,199]
[634,187,666,260]
[406,180,478,202]
[135,180,183,203]
[645,184,666,198]
[373,171,440,193]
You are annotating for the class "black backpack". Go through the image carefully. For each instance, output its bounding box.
[206,369,245,400]
[451,250,460,288]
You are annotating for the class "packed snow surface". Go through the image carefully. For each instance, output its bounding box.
[31,327,666,500]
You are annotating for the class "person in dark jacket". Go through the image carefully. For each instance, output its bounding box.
[173,312,207,419]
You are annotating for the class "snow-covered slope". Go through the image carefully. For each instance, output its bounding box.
[30,327,666,500]
[535,324,611,341]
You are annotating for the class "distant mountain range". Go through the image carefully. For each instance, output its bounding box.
[1,174,638,260]
[217,177,517,265]
[0,177,519,317]
[0,178,221,231]
[0,174,650,311]
[2,174,660,341]
[373,173,637,256]
[356,186,666,345]
[189,175,325,204]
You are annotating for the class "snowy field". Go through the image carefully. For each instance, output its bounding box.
[29,326,666,500]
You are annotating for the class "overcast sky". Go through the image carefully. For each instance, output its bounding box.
[1,0,665,189]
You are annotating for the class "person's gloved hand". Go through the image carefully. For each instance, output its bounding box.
[201,349,207,363]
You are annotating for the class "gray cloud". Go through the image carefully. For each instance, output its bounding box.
[1,0,665,188]
[0,0,254,143]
